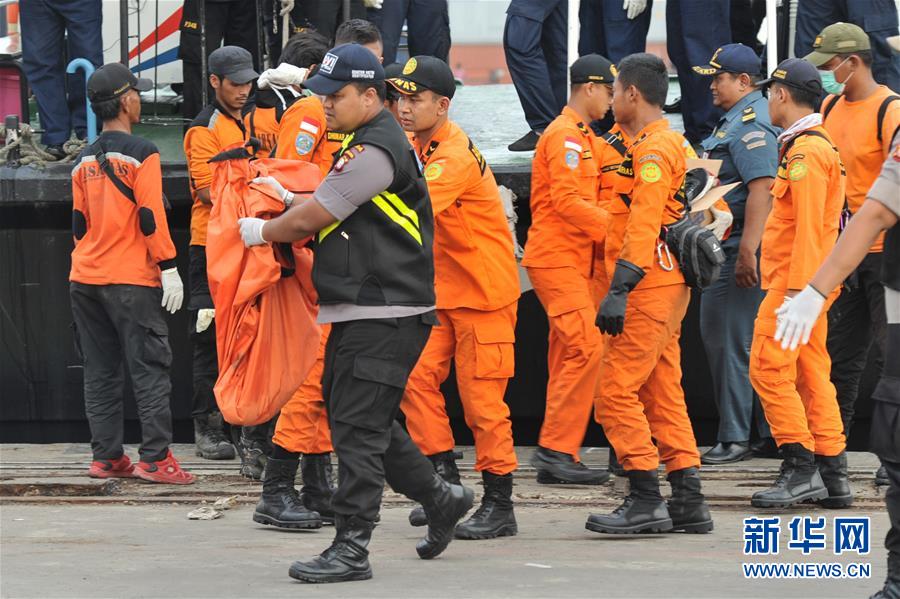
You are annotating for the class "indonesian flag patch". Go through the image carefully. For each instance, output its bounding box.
[300,117,320,135]
[564,137,582,152]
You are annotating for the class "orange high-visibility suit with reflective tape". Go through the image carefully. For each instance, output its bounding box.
[522,106,608,460]
[595,118,701,474]
[749,125,846,457]
[400,119,521,475]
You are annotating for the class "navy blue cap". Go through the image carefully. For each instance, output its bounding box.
[304,43,385,96]
[692,44,762,76]
[757,57,823,95]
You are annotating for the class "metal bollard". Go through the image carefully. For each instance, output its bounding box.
[4,114,20,167]
[66,58,97,142]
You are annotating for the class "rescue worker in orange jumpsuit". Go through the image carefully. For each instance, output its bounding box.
[587,53,712,536]
[594,117,634,477]
[243,30,331,157]
[256,26,388,527]
[522,54,615,486]
[183,46,256,468]
[748,58,850,509]
[387,56,520,539]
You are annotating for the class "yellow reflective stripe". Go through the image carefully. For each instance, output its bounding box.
[318,221,340,242]
[380,192,419,229]
[372,195,422,245]
[339,132,356,153]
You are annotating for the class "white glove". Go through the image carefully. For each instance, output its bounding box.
[279,0,294,16]
[239,217,268,247]
[623,0,648,20]
[363,0,383,8]
[497,185,524,259]
[251,176,294,206]
[160,268,184,314]
[774,286,827,351]
[257,63,309,89]
[704,204,733,241]
[196,308,215,333]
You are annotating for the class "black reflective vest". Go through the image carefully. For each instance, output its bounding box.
[313,109,436,307]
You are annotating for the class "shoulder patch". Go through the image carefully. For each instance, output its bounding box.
[745,140,768,150]
[424,162,444,181]
[565,150,580,169]
[294,132,315,156]
[741,107,757,123]
[467,137,486,175]
[639,153,662,164]
[640,162,662,183]
[564,136,582,152]
[788,161,808,181]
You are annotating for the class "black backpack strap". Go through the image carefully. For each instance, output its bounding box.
[600,131,628,157]
[91,138,136,204]
[821,94,840,120]
[876,95,900,143]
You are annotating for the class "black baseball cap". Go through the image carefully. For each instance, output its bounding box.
[87,63,152,103]
[304,43,385,96]
[756,57,823,95]
[570,54,617,84]
[208,46,259,84]
[387,55,456,99]
[692,43,762,76]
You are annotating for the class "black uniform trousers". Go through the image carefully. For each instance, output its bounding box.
[795,0,900,94]
[367,0,451,66]
[70,282,173,463]
[178,0,260,125]
[322,312,439,522]
[188,245,219,419]
[666,0,731,144]
[826,252,887,439]
[294,0,366,42]
[578,0,653,61]
[870,319,900,573]
[504,0,568,133]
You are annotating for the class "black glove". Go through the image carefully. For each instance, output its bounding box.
[596,260,646,336]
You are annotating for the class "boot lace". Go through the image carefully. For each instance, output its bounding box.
[611,495,635,516]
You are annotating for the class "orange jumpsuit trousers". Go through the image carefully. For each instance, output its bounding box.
[271,324,333,454]
[401,303,518,475]
[749,290,845,456]
[595,284,701,473]
[527,266,603,460]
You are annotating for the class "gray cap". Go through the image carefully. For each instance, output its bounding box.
[208,46,259,84]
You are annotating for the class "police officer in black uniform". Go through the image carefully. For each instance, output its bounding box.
[238,43,474,585]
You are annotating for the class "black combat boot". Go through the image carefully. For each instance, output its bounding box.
[415,473,474,560]
[300,453,336,525]
[815,452,853,508]
[608,447,626,477]
[751,443,828,508]
[455,471,517,540]
[288,515,374,583]
[586,470,673,534]
[870,556,900,599]
[233,426,268,481]
[409,451,460,527]
[531,446,610,485]
[253,457,323,529]
[666,467,714,533]
[193,411,236,460]
[877,464,890,486]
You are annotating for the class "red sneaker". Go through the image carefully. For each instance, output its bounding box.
[89,455,135,479]
[133,450,195,485]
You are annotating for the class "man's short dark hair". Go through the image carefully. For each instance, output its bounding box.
[771,81,819,110]
[351,80,387,102]
[837,50,874,67]
[281,29,330,69]
[616,53,669,107]
[334,18,382,46]
[92,96,123,121]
